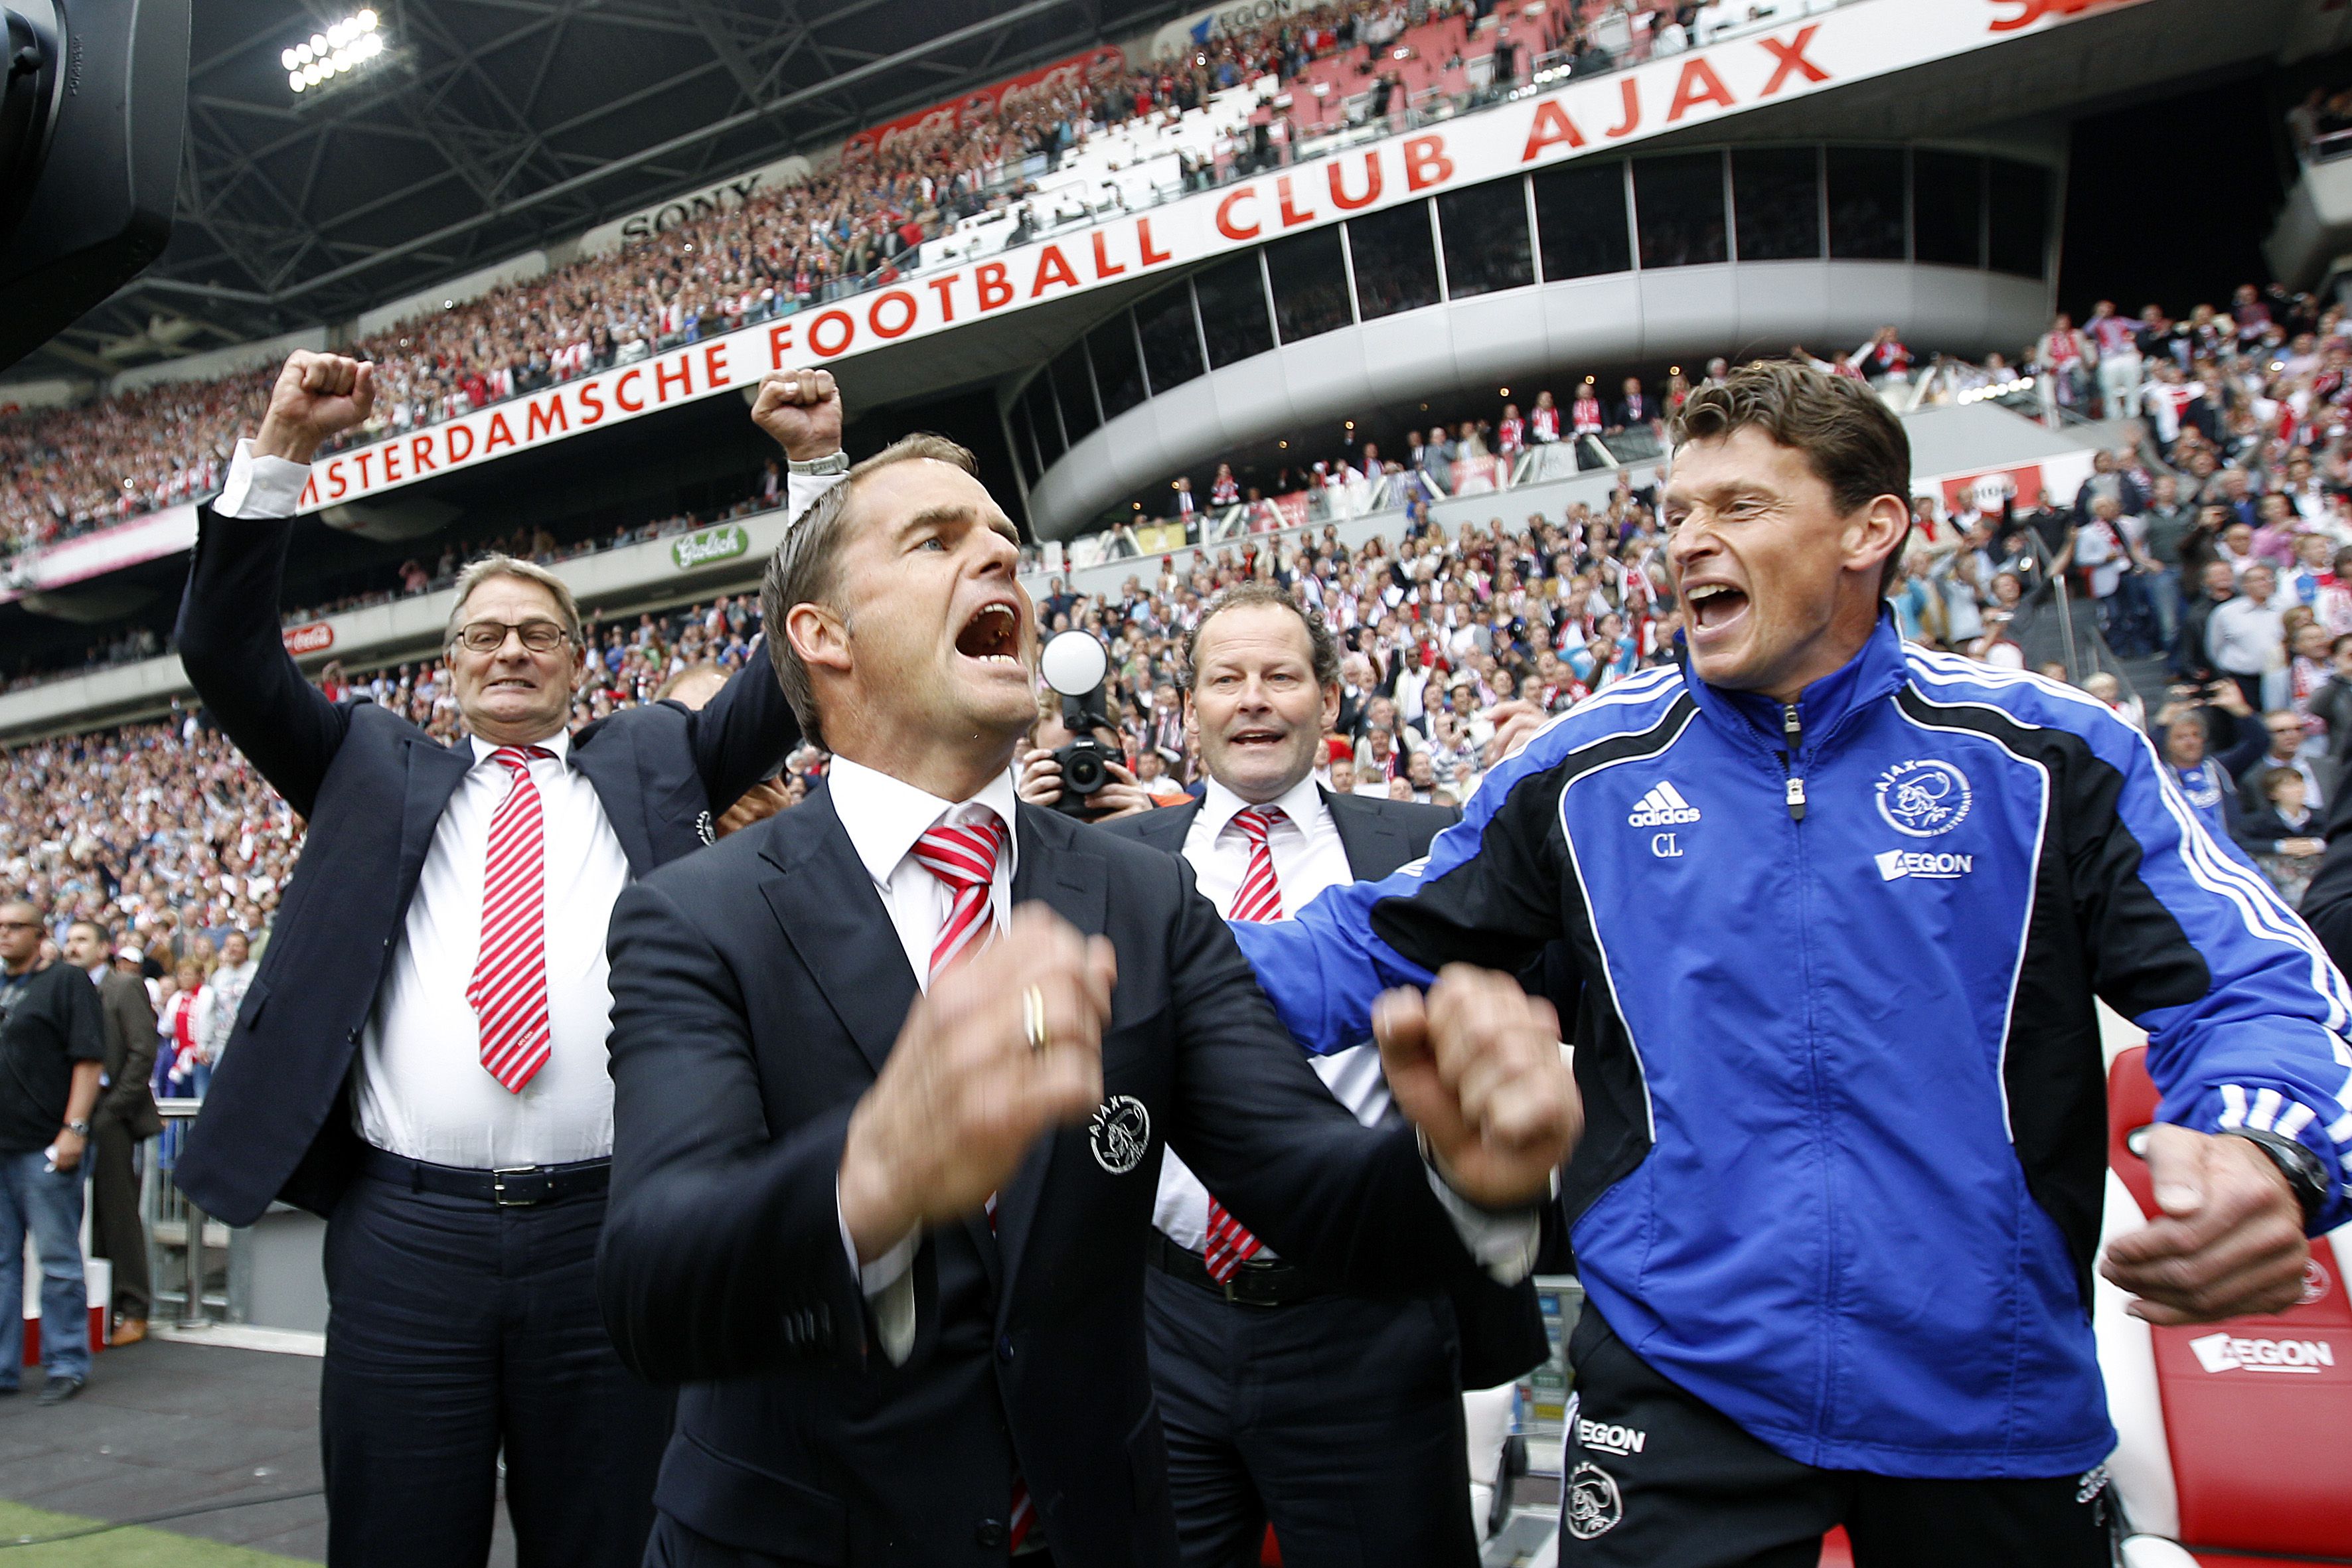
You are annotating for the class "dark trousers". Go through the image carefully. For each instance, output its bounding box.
[1143,1262,1477,1568]
[321,1167,670,1568]
[88,1119,149,1320]
[647,1518,1063,1568]
[1558,1306,2115,1568]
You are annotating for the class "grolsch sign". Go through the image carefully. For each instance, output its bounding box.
[671,524,749,572]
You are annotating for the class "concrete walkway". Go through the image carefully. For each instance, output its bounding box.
[0,1337,516,1565]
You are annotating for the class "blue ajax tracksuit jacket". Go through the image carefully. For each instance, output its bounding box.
[1233,617,2352,1479]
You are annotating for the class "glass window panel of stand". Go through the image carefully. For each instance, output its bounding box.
[1633,153,1729,269]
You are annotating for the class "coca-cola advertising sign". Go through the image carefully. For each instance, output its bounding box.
[283,621,335,657]
[840,46,1123,165]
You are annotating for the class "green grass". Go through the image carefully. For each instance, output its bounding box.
[0,1500,313,1565]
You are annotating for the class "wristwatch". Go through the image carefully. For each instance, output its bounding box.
[2224,1127,2331,1227]
[787,451,849,477]
[63,1119,90,1138]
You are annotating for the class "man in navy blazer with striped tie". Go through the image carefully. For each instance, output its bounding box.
[595,434,1583,1567]
[170,351,832,1568]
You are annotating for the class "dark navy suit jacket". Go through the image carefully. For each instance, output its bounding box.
[1102,787,1549,1391]
[170,503,799,1225]
[594,788,1492,1567]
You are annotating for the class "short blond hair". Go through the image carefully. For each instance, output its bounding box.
[445,555,584,652]
[761,433,979,749]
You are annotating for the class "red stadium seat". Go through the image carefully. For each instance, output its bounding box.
[2098,1047,2352,1565]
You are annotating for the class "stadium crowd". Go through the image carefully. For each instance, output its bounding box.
[0,0,1628,560]
[16,291,2352,1007]
[4,246,2347,1038]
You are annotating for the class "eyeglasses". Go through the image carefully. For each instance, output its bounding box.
[453,619,572,655]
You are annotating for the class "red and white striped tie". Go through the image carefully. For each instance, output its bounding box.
[469,745,554,1093]
[909,811,1035,1552]
[911,814,1006,982]
[1205,805,1286,1283]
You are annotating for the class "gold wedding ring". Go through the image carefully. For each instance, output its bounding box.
[1022,984,1048,1055]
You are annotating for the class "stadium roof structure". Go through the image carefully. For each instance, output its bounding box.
[26,0,1190,378]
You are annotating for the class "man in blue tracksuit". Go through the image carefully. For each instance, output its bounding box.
[1234,362,2349,1566]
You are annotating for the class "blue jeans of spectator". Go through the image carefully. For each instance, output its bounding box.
[0,1150,89,1386]
[2152,569,2184,664]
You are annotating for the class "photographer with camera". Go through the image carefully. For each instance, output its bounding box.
[1016,632,1166,821]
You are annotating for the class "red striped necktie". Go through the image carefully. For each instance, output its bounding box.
[909,810,1036,1552]
[1205,805,1285,1283]
[469,745,555,1093]
[910,814,1006,982]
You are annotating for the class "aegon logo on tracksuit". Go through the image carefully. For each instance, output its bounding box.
[1874,849,1974,882]
[1575,1419,1648,1456]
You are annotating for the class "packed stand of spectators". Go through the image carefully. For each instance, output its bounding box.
[0,459,795,696]
[1907,282,2352,905]
[0,590,777,1042]
[0,0,1698,563]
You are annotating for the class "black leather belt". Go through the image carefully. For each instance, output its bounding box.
[362,1147,611,1208]
[1148,1229,1332,1308]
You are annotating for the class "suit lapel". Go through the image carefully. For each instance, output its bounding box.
[993,805,1107,1299]
[573,724,661,876]
[757,787,917,1079]
[1322,787,1415,881]
[399,738,472,902]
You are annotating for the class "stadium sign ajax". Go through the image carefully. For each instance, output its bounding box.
[671,524,749,572]
[276,0,2152,520]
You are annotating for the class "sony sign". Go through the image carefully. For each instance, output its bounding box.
[579,155,813,256]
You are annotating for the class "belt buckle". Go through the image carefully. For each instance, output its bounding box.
[491,1166,546,1208]
[1225,1263,1281,1309]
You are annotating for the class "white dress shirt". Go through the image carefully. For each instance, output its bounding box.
[210,440,632,1169]
[826,755,1024,1364]
[1158,775,1389,1253]
[354,731,632,1168]
[1162,775,1541,1283]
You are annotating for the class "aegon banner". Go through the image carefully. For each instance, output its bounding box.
[1150,0,1309,60]
[287,0,2147,518]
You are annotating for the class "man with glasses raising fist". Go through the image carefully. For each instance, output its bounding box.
[169,351,825,1568]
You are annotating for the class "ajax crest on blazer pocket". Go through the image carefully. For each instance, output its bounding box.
[1089,1095,1150,1174]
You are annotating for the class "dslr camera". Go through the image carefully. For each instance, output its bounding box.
[1040,631,1121,819]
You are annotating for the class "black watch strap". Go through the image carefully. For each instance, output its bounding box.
[2223,1127,2331,1228]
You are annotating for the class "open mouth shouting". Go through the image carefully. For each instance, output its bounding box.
[953,597,1026,670]
[1682,581,1751,643]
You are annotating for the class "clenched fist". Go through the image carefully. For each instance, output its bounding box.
[837,906,1116,1259]
[751,368,844,463]
[2100,1124,2311,1324]
[254,351,376,465]
[1376,965,1580,1210]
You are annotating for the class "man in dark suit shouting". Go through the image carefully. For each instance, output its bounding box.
[597,435,1581,1568]
[170,351,832,1568]
[1099,582,1545,1568]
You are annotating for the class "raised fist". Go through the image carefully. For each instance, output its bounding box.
[750,368,844,463]
[254,351,376,465]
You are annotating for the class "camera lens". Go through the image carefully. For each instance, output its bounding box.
[1060,742,1108,796]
